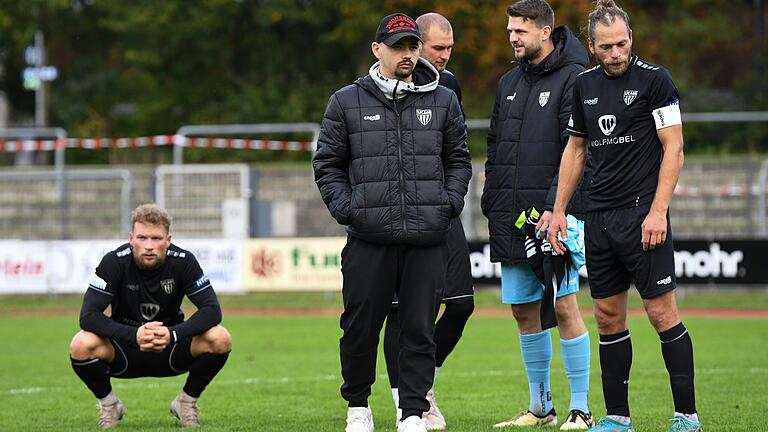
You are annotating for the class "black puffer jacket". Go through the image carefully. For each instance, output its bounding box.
[313,60,472,246]
[481,26,588,264]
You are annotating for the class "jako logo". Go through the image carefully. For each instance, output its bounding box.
[674,243,744,278]
[657,276,672,285]
[469,244,501,278]
[363,114,380,121]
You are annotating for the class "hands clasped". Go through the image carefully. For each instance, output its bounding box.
[136,321,171,352]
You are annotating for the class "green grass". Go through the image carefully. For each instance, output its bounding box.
[2,287,768,311]
[0,311,766,430]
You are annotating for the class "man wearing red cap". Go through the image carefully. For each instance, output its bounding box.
[313,12,471,432]
[382,12,474,431]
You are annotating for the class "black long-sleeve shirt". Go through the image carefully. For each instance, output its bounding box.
[79,243,222,347]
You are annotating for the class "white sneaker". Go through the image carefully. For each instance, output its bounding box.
[398,415,427,432]
[423,388,446,430]
[346,407,374,432]
[395,408,403,429]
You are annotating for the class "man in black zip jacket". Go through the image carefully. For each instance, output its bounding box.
[381,12,474,431]
[68,204,231,429]
[313,12,471,432]
[482,1,593,430]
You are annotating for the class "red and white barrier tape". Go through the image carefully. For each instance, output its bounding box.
[0,135,313,152]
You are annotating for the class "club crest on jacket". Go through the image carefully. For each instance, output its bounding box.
[416,109,432,126]
[539,91,550,107]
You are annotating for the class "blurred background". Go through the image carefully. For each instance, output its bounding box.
[0,0,767,292]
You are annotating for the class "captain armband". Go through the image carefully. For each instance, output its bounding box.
[652,99,682,130]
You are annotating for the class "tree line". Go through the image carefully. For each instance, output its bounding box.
[0,0,765,164]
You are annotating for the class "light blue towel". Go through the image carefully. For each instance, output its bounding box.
[560,215,585,270]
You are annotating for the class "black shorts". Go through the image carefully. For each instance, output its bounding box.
[108,337,194,379]
[392,218,474,307]
[585,203,676,299]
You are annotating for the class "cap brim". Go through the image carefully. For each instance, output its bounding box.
[382,32,422,46]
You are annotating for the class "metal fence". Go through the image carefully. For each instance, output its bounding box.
[2,158,768,240]
[0,169,132,239]
[155,164,253,238]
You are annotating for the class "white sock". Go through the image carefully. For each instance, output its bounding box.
[607,415,631,426]
[675,412,699,422]
[391,388,399,407]
[99,391,118,406]
[434,366,440,380]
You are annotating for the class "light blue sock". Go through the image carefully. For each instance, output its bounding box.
[520,330,553,415]
[560,332,591,413]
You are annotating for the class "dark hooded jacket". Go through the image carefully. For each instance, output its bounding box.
[313,59,472,246]
[481,25,589,264]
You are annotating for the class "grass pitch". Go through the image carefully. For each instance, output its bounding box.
[0,292,766,431]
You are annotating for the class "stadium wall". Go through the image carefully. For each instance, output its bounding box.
[2,238,766,295]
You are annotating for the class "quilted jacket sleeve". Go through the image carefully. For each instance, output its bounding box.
[312,94,352,225]
[441,92,472,217]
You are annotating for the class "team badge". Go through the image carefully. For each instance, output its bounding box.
[598,114,617,136]
[623,89,638,105]
[140,303,160,320]
[539,91,550,107]
[416,109,432,126]
[160,278,175,294]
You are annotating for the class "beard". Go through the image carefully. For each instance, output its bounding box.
[598,55,631,76]
[394,63,414,80]
[133,253,165,270]
[515,44,541,62]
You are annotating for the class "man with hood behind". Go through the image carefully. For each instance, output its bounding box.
[482,1,594,430]
[313,12,472,432]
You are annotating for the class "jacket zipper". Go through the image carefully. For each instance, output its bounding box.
[394,100,407,236]
[512,85,531,256]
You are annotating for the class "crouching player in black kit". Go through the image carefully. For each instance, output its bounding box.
[69,203,231,428]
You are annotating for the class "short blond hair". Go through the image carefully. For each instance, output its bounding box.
[131,203,172,233]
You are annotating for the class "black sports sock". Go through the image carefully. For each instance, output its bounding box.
[434,300,474,367]
[660,322,696,414]
[70,357,112,399]
[383,308,401,388]
[183,352,230,398]
[348,400,369,408]
[599,330,632,417]
[402,409,422,420]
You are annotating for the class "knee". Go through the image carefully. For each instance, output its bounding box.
[205,326,232,354]
[593,305,625,334]
[646,307,679,333]
[69,330,102,360]
[510,303,539,333]
[555,297,579,322]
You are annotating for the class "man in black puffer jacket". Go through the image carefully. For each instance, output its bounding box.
[312,12,471,432]
[482,1,594,430]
